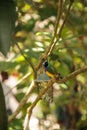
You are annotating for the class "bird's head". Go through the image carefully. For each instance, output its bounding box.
[42,59,48,70]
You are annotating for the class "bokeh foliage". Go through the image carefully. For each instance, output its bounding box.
[0,0,87,129]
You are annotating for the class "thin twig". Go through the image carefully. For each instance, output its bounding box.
[35,0,63,71]
[47,1,73,57]
[58,1,73,38]
[16,43,36,75]
[50,0,63,46]
[35,0,74,70]
[5,72,32,96]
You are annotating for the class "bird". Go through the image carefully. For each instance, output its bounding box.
[43,59,69,88]
[36,59,64,103]
[43,60,54,78]
[41,59,62,103]
[43,59,62,80]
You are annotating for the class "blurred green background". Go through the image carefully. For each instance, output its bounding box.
[0,0,87,130]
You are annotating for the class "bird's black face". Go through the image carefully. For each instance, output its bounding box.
[43,60,48,68]
[44,61,48,67]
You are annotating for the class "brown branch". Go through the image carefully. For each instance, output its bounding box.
[35,0,74,71]
[8,64,87,124]
[35,1,63,71]
[46,0,73,57]
[58,1,73,38]
[57,65,87,83]
[23,79,54,130]
[50,0,63,46]
[8,0,74,124]
[23,65,87,130]
[23,2,74,128]
[8,81,36,123]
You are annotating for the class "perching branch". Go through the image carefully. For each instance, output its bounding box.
[8,63,87,124]
[57,65,87,83]
[23,79,54,130]
[23,65,87,130]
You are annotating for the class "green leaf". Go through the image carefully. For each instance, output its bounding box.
[0,61,18,71]
[0,0,17,55]
[69,13,83,26]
